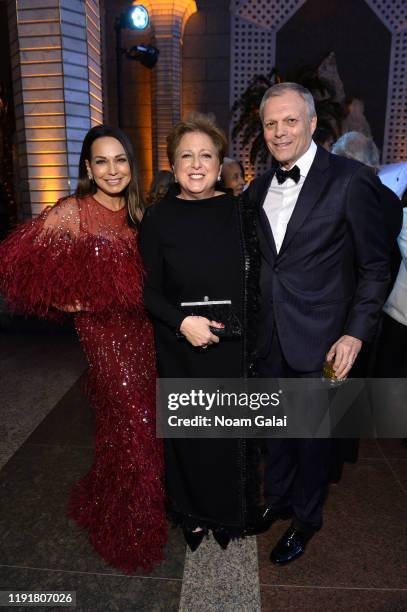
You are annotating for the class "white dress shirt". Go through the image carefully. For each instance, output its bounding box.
[263,140,317,253]
[378,161,407,199]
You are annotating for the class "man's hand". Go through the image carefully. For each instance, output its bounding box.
[179,316,221,348]
[326,335,362,379]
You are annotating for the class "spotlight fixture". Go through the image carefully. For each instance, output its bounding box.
[122,4,150,30]
[124,44,159,69]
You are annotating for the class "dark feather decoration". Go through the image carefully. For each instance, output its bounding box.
[231,63,347,167]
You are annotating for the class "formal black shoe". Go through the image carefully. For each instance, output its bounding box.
[212,528,231,550]
[245,506,292,536]
[270,525,314,564]
[183,528,205,552]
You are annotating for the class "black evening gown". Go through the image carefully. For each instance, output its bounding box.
[139,192,258,534]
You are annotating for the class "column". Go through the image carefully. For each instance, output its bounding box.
[148,0,198,172]
[8,0,103,218]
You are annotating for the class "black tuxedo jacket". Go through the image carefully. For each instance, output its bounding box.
[245,145,391,372]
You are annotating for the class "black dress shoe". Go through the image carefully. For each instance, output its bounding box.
[212,528,231,550]
[245,506,292,536]
[270,526,314,564]
[183,528,205,552]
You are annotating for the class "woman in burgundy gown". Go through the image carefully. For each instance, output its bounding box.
[0,125,167,573]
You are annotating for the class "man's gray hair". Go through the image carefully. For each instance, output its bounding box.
[332,131,380,169]
[259,82,316,123]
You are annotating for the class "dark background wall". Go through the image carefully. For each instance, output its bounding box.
[276,0,391,151]
[182,0,231,141]
[0,2,11,90]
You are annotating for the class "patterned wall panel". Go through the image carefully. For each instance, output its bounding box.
[365,0,407,163]
[230,0,406,178]
[229,0,306,179]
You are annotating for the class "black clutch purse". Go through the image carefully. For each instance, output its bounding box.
[180,297,242,338]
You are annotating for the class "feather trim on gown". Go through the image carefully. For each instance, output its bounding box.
[0,196,167,573]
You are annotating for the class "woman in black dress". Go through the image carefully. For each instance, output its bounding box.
[139,113,260,550]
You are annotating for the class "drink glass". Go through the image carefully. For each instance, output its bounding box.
[322,359,343,387]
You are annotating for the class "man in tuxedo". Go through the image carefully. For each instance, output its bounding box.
[246,83,390,564]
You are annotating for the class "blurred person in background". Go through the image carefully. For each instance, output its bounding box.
[332,131,405,472]
[374,159,407,389]
[146,169,174,206]
[219,157,246,196]
[332,132,403,289]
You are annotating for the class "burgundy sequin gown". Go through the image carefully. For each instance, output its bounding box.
[0,196,167,573]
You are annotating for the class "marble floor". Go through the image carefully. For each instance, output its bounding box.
[0,318,87,469]
[1,318,407,611]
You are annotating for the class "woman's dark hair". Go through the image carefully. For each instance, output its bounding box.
[147,169,174,205]
[76,124,143,225]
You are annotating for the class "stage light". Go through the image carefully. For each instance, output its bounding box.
[125,44,159,69]
[127,4,149,30]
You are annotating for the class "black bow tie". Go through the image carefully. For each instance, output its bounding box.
[275,165,301,184]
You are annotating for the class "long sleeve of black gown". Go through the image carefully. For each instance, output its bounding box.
[139,205,186,331]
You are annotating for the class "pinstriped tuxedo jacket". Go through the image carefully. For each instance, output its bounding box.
[245,145,391,372]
